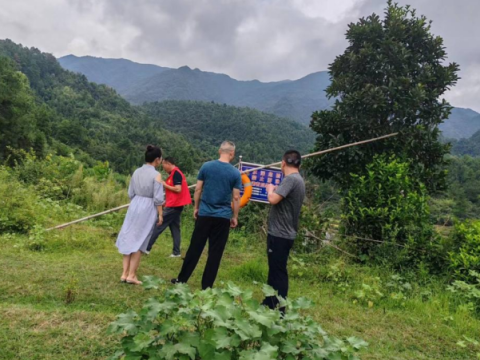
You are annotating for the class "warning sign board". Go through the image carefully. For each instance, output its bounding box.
[240,162,284,203]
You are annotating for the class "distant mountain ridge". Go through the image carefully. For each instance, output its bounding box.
[59,55,480,138]
[59,55,169,95]
[439,108,480,140]
[59,55,333,125]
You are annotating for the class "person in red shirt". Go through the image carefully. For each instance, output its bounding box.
[146,157,192,257]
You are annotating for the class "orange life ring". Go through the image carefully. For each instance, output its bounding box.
[232,173,252,209]
[240,173,253,208]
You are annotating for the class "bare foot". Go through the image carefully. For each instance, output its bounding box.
[126,277,142,285]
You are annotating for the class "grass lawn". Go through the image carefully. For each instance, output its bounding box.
[0,216,479,360]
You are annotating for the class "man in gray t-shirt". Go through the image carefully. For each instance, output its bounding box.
[262,150,305,311]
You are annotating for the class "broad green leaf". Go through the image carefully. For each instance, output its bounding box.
[198,341,216,359]
[292,297,313,310]
[212,327,232,349]
[130,332,153,352]
[174,342,196,360]
[281,339,300,354]
[262,284,277,297]
[142,275,165,290]
[159,343,177,360]
[180,332,201,348]
[247,309,277,327]
[160,319,179,336]
[347,336,369,349]
[233,318,262,340]
[108,310,138,335]
[214,350,232,360]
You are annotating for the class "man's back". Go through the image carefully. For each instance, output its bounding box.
[198,160,242,219]
[268,173,305,240]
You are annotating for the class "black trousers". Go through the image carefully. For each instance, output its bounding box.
[262,234,294,310]
[177,216,231,290]
[146,207,183,254]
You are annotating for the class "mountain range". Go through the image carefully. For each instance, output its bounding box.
[59,55,480,140]
[59,55,333,126]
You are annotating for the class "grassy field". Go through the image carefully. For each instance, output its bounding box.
[0,213,479,360]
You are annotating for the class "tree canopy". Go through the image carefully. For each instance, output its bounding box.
[308,1,459,192]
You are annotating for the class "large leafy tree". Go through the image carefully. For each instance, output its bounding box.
[0,57,47,162]
[309,1,459,192]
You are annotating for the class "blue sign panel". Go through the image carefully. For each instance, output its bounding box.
[240,162,284,203]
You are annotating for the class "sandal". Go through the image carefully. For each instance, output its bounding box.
[120,277,127,283]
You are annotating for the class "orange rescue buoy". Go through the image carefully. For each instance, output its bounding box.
[232,173,253,209]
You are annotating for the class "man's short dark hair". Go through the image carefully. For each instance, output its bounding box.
[283,150,301,168]
[163,157,176,165]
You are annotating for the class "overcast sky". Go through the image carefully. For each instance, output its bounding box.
[0,0,479,111]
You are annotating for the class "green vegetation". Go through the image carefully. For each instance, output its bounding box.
[449,221,480,283]
[452,129,480,157]
[0,39,203,174]
[0,57,48,163]
[1,154,480,359]
[141,100,315,164]
[108,282,366,360]
[309,1,459,191]
[430,155,480,222]
[341,156,439,271]
[2,2,480,359]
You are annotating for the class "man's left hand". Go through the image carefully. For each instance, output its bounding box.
[230,217,238,228]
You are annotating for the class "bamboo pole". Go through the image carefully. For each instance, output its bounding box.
[46,132,398,231]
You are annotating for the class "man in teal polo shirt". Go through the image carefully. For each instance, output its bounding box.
[172,141,242,289]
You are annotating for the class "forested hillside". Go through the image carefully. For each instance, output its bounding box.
[0,39,202,174]
[140,100,315,163]
[451,130,480,156]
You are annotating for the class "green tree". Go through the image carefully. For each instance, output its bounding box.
[0,57,46,162]
[309,1,459,192]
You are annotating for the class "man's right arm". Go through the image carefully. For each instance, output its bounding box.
[193,180,204,219]
[231,188,241,228]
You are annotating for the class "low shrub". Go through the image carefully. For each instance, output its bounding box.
[0,167,44,233]
[449,220,480,282]
[108,280,368,360]
[341,156,445,272]
[447,270,480,315]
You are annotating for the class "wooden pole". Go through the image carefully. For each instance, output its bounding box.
[46,132,398,231]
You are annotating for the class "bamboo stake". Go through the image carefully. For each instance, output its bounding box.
[46,132,398,231]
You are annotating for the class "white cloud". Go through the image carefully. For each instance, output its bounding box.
[0,0,479,111]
